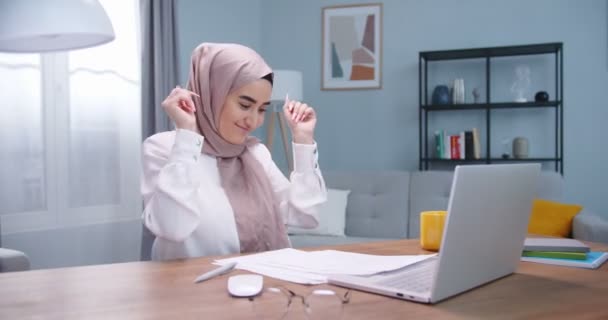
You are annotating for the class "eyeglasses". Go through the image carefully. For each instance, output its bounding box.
[249,285,351,320]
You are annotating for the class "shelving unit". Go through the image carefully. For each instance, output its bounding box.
[418,43,563,174]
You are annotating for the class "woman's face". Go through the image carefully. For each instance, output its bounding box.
[218,79,272,145]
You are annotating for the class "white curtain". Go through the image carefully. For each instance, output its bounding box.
[0,54,44,215]
[0,0,141,234]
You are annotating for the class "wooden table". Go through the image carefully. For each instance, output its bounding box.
[1,239,607,319]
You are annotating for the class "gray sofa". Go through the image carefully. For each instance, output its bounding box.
[289,170,608,248]
[0,220,30,272]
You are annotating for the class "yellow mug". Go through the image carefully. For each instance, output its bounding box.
[420,211,447,251]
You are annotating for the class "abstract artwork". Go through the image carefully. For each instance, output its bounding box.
[322,3,382,90]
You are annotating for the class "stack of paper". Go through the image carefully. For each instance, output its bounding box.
[521,237,608,269]
[523,238,590,253]
[214,248,436,284]
[523,237,590,260]
[522,251,608,269]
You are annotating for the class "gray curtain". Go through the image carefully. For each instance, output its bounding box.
[140,0,180,260]
[140,0,180,140]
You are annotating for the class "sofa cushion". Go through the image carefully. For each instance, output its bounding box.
[528,199,583,237]
[288,188,350,237]
[323,171,411,238]
[573,211,608,243]
[408,171,453,238]
[0,248,30,272]
[289,234,395,248]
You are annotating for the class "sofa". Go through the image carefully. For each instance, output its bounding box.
[0,220,30,272]
[288,170,608,248]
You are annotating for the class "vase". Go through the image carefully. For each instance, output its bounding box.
[452,79,465,104]
[512,137,529,159]
[431,85,450,105]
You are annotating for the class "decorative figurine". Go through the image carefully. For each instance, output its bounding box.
[535,91,549,102]
[501,138,510,159]
[510,65,531,103]
[472,87,480,103]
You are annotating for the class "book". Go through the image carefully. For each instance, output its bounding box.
[459,131,465,160]
[521,251,608,269]
[443,131,450,159]
[471,127,481,159]
[450,135,459,159]
[522,251,587,260]
[464,130,474,160]
[434,131,443,159]
[524,237,590,253]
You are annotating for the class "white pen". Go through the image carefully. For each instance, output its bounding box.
[193,262,237,284]
[286,93,293,112]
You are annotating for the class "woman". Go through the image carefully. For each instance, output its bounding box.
[141,43,327,261]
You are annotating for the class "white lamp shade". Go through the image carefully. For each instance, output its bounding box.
[0,0,115,53]
[271,70,303,102]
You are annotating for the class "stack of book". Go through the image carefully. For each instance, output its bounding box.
[434,128,480,160]
[521,237,608,269]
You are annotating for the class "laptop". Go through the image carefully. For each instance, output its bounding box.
[328,163,540,304]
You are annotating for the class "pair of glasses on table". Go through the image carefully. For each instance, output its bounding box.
[247,285,351,320]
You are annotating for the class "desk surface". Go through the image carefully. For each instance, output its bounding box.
[1,239,607,319]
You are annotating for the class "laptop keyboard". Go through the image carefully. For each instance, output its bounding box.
[374,258,437,293]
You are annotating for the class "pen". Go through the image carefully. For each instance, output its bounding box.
[193,262,237,284]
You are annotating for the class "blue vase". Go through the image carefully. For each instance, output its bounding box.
[432,85,450,105]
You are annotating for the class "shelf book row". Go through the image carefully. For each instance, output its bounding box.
[434,128,481,160]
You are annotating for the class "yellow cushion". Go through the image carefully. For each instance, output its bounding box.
[528,199,583,237]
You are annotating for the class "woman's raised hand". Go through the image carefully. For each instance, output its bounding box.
[283,95,316,144]
[161,86,200,133]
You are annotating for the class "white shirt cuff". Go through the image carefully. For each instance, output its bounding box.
[292,142,319,173]
[169,129,204,163]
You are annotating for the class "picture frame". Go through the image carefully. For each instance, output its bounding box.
[321,3,382,90]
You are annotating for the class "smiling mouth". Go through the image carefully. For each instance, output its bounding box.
[235,124,250,133]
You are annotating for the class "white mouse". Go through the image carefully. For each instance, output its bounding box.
[227,274,264,297]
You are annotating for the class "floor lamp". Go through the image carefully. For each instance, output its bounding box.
[267,70,303,173]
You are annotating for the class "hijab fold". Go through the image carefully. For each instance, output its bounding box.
[186,43,290,253]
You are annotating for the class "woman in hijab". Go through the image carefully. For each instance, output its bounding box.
[141,43,327,261]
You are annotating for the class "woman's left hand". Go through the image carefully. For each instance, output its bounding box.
[283,96,316,144]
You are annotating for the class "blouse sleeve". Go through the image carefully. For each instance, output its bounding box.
[141,129,207,242]
[257,142,328,228]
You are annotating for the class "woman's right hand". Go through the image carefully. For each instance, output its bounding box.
[161,86,200,133]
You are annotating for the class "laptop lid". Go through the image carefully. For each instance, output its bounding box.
[430,163,540,303]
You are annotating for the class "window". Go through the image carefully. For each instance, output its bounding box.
[0,0,141,234]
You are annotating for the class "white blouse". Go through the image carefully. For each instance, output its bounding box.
[141,129,327,261]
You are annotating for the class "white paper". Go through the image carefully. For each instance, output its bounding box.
[214,248,436,285]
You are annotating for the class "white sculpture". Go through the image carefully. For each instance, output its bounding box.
[510,65,531,103]
[452,78,465,104]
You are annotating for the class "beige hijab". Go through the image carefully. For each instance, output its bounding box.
[186,43,290,253]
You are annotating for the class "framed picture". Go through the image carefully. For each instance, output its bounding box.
[322,3,382,90]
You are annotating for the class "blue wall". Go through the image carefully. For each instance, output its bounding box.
[178,0,608,218]
[177,0,263,85]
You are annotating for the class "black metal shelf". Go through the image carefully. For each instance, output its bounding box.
[421,157,561,162]
[420,42,562,61]
[418,43,564,174]
[422,100,561,111]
